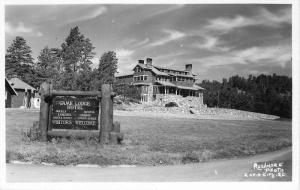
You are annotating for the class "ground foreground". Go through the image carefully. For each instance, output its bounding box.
[6,108,291,166]
[7,147,292,182]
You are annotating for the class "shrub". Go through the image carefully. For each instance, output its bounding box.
[23,121,40,141]
[181,152,199,164]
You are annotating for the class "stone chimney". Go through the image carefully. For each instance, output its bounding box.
[138,60,144,64]
[146,58,152,67]
[185,64,192,72]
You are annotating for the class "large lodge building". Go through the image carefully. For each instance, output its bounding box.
[116,58,205,103]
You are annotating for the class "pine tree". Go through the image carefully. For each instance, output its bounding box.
[33,46,62,87]
[37,47,62,76]
[5,36,34,80]
[61,26,95,73]
[95,51,118,88]
[59,26,96,90]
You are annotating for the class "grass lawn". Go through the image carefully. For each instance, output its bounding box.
[6,109,292,166]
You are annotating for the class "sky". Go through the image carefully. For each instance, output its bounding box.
[5,4,292,81]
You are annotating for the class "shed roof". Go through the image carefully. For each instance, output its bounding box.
[5,78,18,95]
[9,78,36,91]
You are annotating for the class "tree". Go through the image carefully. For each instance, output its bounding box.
[61,26,95,73]
[94,51,118,89]
[5,36,34,81]
[36,47,61,77]
[59,26,96,90]
[199,74,292,118]
[32,46,63,88]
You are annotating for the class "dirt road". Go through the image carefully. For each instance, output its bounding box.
[6,147,292,182]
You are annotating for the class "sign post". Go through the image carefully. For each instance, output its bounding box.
[100,84,113,144]
[39,82,50,142]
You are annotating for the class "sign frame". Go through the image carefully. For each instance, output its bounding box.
[39,82,115,144]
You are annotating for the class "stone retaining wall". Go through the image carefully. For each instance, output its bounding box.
[153,94,205,109]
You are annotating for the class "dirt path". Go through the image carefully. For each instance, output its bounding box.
[6,147,292,182]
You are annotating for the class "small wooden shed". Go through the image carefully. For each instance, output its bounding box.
[8,78,36,108]
[5,78,18,108]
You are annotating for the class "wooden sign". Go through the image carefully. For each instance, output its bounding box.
[50,96,99,130]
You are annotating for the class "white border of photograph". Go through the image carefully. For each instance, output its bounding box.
[0,0,299,190]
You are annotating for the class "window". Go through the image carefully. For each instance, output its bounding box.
[136,67,142,73]
[134,75,148,81]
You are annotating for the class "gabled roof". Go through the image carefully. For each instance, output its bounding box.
[132,63,194,77]
[5,78,18,95]
[154,65,198,77]
[9,78,36,91]
[133,63,148,70]
[132,63,169,76]
[151,67,169,76]
[153,65,187,73]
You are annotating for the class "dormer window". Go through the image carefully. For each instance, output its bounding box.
[135,67,142,73]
